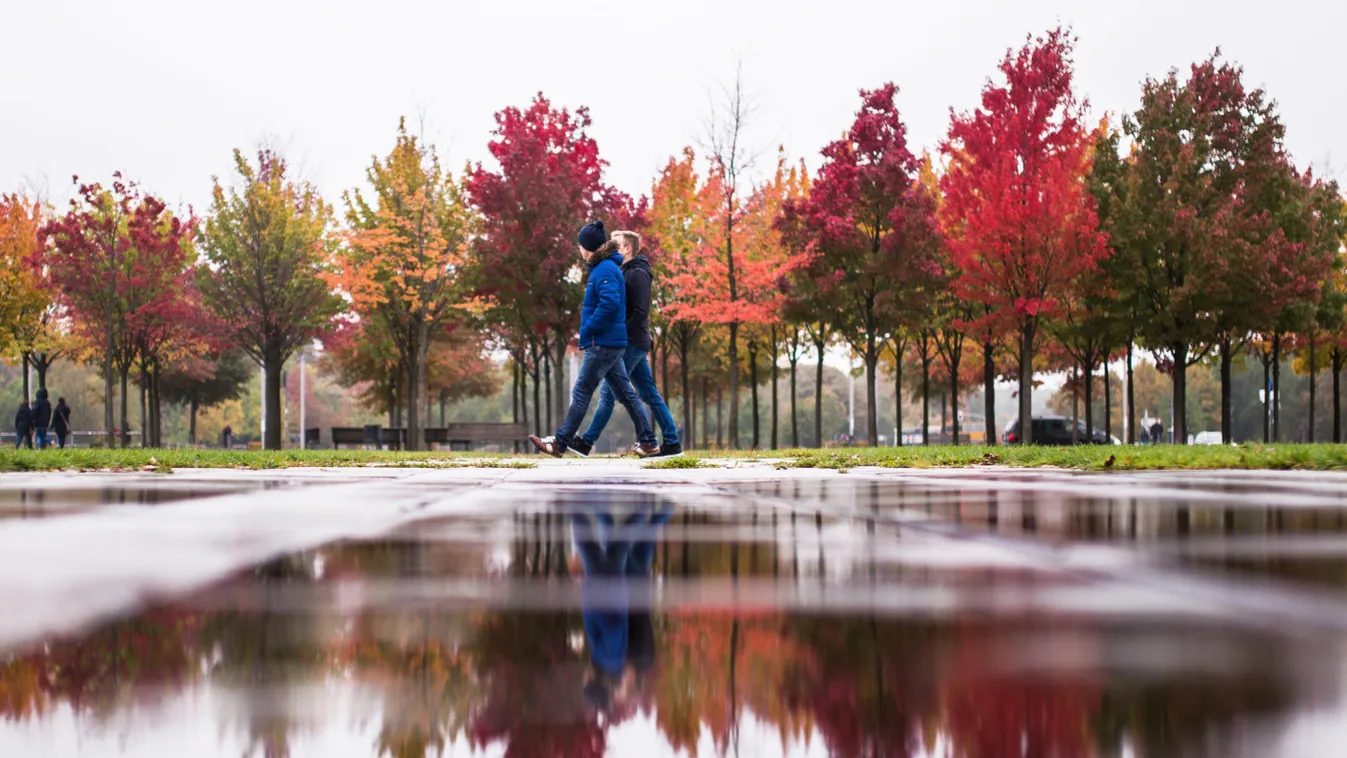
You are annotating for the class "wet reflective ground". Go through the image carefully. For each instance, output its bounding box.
[3,470,1347,757]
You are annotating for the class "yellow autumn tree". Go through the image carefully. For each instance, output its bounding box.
[0,194,55,399]
[335,119,477,450]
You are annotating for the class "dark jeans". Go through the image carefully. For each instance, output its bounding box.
[34,427,50,450]
[556,346,656,448]
[14,432,31,450]
[581,347,679,447]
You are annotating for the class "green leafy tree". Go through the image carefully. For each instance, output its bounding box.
[199,150,344,449]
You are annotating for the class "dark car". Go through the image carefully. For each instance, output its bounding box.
[1002,415,1112,445]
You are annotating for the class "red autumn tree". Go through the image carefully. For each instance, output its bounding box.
[941,28,1108,444]
[44,176,196,447]
[795,83,943,447]
[467,94,638,427]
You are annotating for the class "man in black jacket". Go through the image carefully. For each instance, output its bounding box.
[32,388,53,450]
[571,231,681,457]
[53,397,72,448]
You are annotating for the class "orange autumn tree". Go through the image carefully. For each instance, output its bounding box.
[335,119,477,450]
[0,194,52,398]
[648,148,708,445]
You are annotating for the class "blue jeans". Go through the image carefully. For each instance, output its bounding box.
[581,348,679,447]
[34,427,50,450]
[556,345,656,448]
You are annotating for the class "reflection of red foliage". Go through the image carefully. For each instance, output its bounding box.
[942,624,1101,758]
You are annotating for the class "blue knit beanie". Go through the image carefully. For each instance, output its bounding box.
[577,220,608,252]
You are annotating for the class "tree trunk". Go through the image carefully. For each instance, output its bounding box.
[119,365,130,448]
[408,325,429,452]
[895,343,904,448]
[21,352,30,405]
[543,345,553,432]
[1220,339,1233,444]
[151,361,162,447]
[701,376,709,450]
[1334,347,1342,444]
[814,345,825,449]
[552,329,567,430]
[1309,331,1317,443]
[865,347,879,447]
[139,364,148,448]
[104,336,116,448]
[264,349,283,450]
[728,322,740,449]
[1018,323,1035,445]
[983,342,995,446]
[1104,358,1112,442]
[921,352,931,446]
[1272,334,1282,443]
[1083,353,1094,441]
[789,358,799,448]
[1262,353,1271,443]
[32,354,48,391]
[1126,339,1136,444]
[716,384,723,450]
[1172,342,1189,445]
[770,325,779,451]
[1071,365,1079,445]
[748,343,760,449]
[532,362,542,437]
[949,353,960,446]
[189,395,198,446]
[680,340,691,449]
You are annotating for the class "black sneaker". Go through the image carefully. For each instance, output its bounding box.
[567,439,593,458]
[653,442,684,458]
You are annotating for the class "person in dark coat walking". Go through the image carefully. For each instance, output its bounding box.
[31,388,52,450]
[570,231,681,458]
[14,401,33,449]
[53,397,72,449]
[529,221,659,458]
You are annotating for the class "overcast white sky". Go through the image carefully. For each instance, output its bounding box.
[3,0,1344,213]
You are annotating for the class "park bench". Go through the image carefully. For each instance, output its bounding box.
[326,423,526,451]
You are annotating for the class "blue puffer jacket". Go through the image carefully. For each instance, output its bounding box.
[578,251,628,349]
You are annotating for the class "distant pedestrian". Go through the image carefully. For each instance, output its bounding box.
[32,388,52,450]
[221,425,233,449]
[1150,421,1165,445]
[53,397,72,449]
[1139,427,1150,445]
[14,401,33,449]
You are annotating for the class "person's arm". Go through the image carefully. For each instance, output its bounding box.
[588,270,622,334]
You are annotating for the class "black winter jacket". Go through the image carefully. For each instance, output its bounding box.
[32,388,52,428]
[621,255,654,352]
[14,404,32,434]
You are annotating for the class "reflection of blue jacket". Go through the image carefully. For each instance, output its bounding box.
[573,507,672,674]
[578,252,627,350]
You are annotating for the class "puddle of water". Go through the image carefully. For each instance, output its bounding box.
[3,479,1347,757]
[0,485,280,520]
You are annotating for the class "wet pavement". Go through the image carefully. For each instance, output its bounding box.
[2,467,1347,757]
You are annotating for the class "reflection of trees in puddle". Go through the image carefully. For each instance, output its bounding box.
[0,526,1311,758]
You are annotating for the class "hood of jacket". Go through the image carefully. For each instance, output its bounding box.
[36,388,48,401]
[586,240,620,268]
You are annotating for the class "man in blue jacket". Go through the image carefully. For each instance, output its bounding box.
[568,231,680,458]
[530,221,659,457]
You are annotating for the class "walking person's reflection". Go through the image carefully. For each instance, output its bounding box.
[570,502,672,713]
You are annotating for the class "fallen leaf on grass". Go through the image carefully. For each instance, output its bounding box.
[1103,455,1115,468]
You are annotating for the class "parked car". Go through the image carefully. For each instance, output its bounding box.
[1002,415,1113,445]
[1192,431,1224,445]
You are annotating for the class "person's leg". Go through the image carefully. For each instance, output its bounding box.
[580,381,617,447]
[603,358,657,447]
[625,351,679,446]
[36,428,48,450]
[555,347,624,448]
